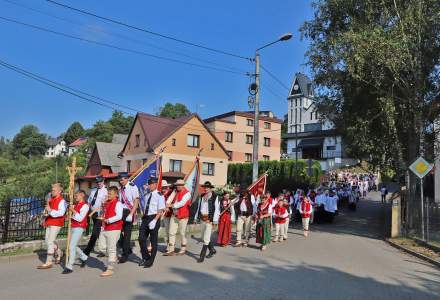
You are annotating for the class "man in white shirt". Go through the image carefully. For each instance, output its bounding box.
[325,190,338,223]
[138,177,165,268]
[117,172,139,263]
[380,185,388,203]
[83,176,108,257]
[164,179,191,256]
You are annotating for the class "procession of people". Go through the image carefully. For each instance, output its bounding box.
[36,169,368,277]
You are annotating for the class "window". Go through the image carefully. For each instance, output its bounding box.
[246,119,254,126]
[264,137,271,147]
[172,138,176,146]
[227,151,232,159]
[292,147,298,153]
[245,153,252,162]
[211,143,215,151]
[315,111,318,119]
[327,146,336,151]
[135,134,140,147]
[264,122,271,129]
[263,155,270,161]
[127,160,131,172]
[310,112,314,120]
[225,131,233,142]
[246,135,253,144]
[187,134,200,148]
[202,162,215,176]
[169,159,182,172]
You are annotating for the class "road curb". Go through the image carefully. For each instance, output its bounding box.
[386,239,440,269]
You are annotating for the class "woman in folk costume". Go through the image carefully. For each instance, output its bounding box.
[255,194,272,251]
[215,191,235,247]
[273,198,289,242]
[299,196,313,237]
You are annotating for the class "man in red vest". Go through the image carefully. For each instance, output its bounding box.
[164,179,191,256]
[100,186,123,277]
[37,183,66,269]
[63,190,89,274]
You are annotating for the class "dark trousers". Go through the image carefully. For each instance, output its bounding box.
[138,215,160,262]
[381,195,386,203]
[83,214,102,255]
[119,209,133,257]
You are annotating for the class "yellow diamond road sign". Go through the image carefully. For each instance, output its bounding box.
[409,157,433,179]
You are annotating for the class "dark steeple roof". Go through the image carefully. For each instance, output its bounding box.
[289,73,314,98]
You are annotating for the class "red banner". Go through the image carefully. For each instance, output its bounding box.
[248,173,267,197]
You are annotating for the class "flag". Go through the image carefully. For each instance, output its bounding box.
[184,157,201,204]
[248,173,268,197]
[130,156,160,191]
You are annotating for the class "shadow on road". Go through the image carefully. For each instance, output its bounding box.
[310,195,392,240]
[132,255,440,300]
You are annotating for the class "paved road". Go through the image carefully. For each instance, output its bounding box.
[1,193,439,300]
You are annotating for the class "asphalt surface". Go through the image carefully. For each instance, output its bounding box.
[1,192,439,300]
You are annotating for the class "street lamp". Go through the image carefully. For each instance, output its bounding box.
[251,33,292,181]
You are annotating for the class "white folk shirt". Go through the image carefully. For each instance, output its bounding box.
[240,199,248,213]
[49,199,66,217]
[120,182,140,209]
[200,199,209,215]
[72,203,90,222]
[88,186,108,211]
[143,190,165,216]
[107,202,123,224]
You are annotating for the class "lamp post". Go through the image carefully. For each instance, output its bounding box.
[251,33,292,181]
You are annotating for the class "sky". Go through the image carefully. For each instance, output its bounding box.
[0,0,314,139]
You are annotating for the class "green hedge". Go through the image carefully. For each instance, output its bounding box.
[227,159,322,195]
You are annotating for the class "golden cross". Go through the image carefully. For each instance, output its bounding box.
[65,157,82,263]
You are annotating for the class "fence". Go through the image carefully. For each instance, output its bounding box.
[0,194,145,244]
[402,191,440,245]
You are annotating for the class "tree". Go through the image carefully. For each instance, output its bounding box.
[85,120,114,143]
[64,121,85,145]
[158,102,191,119]
[108,111,134,134]
[301,0,440,177]
[11,125,47,158]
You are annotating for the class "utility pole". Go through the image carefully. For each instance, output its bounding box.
[252,53,260,182]
[250,33,292,182]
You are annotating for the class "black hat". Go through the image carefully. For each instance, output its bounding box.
[148,177,158,184]
[201,181,214,188]
[95,176,104,183]
[118,172,129,179]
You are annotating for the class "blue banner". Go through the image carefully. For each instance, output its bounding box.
[131,158,158,192]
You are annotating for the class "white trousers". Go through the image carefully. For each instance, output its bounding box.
[200,221,213,246]
[283,219,289,239]
[302,218,310,231]
[44,226,61,264]
[163,217,171,245]
[168,216,188,251]
[66,228,88,270]
[236,215,252,243]
[275,223,287,239]
[101,230,121,269]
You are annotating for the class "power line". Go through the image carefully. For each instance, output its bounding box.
[0,15,248,76]
[260,64,290,91]
[46,0,252,61]
[0,59,134,114]
[2,0,248,74]
[0,58,283,135]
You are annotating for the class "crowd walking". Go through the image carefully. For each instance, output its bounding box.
[37,169,369,277]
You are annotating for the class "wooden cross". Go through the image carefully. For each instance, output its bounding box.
[65,157,82,264]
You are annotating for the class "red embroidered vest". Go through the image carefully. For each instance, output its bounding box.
[71,202,88,229]
[175,188,190,219]
[44,195,65,227]
[103,198,123,231]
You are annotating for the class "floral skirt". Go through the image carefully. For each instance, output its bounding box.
[256,217,271,245]
[217,212,232,246]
